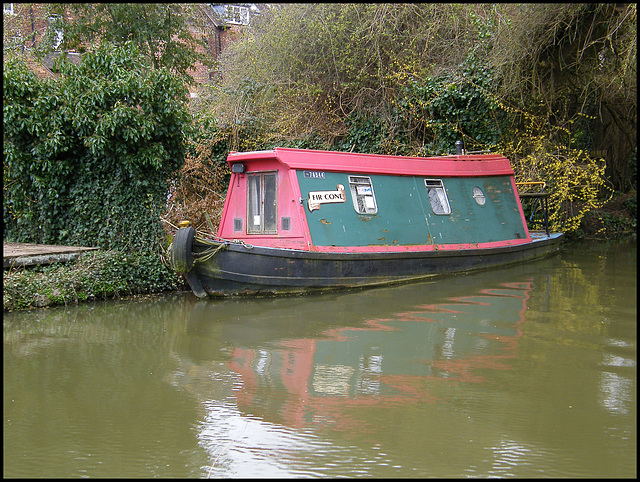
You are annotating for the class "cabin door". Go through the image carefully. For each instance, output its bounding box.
[247,172,278,234]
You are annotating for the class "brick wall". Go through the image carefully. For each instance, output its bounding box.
[188,24,243,89]
[3,3,50,53]
[5,3,248,87]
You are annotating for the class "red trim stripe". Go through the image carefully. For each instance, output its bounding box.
[228,148,514,177]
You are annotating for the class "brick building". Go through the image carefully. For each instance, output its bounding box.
[3,3,53,56]
[187,4,264,88]
[3,3,264,85]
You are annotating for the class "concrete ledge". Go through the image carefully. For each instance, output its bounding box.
[3,242,99,268]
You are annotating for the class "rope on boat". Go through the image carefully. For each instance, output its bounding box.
[191,237,254,265]
[232,239,254,249]
[192,237,228,264]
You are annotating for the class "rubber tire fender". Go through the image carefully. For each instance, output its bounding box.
[170,226,195,274]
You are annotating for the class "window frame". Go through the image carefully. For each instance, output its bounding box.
[225,5,250,25]
[424,179,451,215]
[246,171,278,234]
[47,15,64,49]
[472,186,486,206]
[348,175,378,215]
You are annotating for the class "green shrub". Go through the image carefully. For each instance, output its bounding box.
[3,42,191,253]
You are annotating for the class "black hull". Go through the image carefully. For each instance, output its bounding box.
[180,232,563,298]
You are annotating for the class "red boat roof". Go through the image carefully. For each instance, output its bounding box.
[227,147,514,177]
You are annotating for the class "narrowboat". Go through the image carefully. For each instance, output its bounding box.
[169,145,563,298]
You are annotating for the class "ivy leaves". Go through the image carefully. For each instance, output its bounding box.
[3,42,191,253]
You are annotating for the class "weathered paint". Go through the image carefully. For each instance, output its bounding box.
[227,148,514,177]
[218,157,310,250]
[187,233,562,297]
[298,172,528,248]
[218,148,530,252]
[174,147,563,297]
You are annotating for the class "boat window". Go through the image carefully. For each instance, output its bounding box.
[348,176,378,214]
[424,179,451,215]
[473,186,486,205]
[247,172,277,234]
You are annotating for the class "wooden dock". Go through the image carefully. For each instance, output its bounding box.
[3,242,99,269]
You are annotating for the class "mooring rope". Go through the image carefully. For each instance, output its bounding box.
[192,239,228,264]
[232,239,254,249]
[190,235,256,265]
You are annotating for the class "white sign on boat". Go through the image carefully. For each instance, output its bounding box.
[308,184,346,211]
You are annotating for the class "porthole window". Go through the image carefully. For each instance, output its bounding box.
[473,186,486,205]
[348,175,378,214]
[425,179,451,215]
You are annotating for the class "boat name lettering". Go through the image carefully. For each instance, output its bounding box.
[308,184,346,212]
[304,171,325,179]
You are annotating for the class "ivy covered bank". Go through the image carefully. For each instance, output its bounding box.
[3,43,187,310]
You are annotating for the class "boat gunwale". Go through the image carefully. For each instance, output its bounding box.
[192,233,563,262]
[186,233,563,295]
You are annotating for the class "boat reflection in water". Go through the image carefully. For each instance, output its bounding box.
[173,263,545,437]
[227,280,532,431]
[169,263,559,476]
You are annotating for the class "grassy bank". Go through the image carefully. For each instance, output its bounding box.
[3,250,185,312]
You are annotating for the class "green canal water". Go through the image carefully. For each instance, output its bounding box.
[3,238,636,478]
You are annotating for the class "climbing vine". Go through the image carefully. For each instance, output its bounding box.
[499,108,610,234]
[3,42,191,253]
